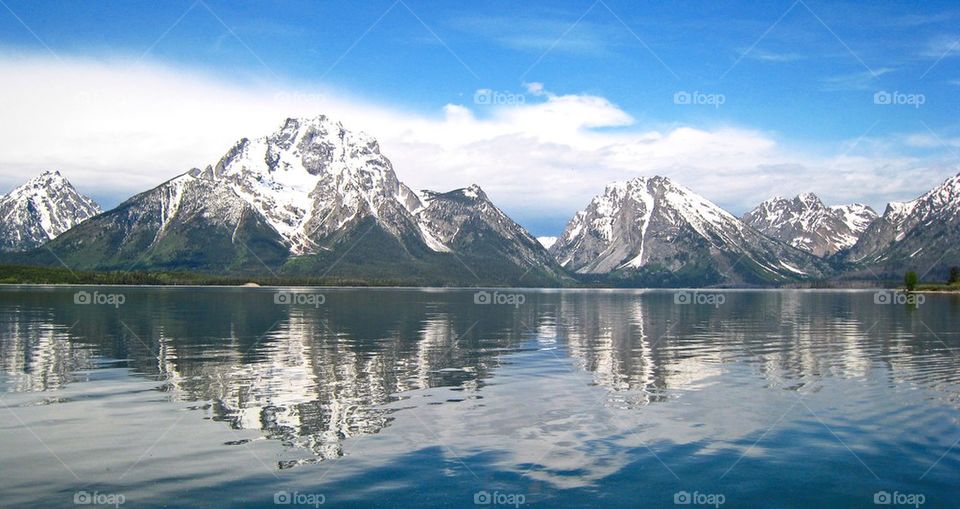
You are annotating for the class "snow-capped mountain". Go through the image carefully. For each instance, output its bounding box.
[39,116,562,284]
[843,172,960,278]
[550,176,828,285]
[196,116,443,255]
[742,193,877,257]
[0,171,101,251]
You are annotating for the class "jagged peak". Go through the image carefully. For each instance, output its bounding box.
[795,192,823,206]
[418,184,488,203]
[268,114,379,153]
[879,171,960,220]
[606,175,673,190]
[459,184,486,200]
[21,170,67,187]
[5,171,87,199]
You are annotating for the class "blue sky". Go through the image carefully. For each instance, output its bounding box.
[1,0,958,235]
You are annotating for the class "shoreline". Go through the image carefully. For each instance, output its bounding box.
[0,282,944,292]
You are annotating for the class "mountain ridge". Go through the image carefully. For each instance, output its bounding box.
[839,172,960,279]
[742,193,877,257]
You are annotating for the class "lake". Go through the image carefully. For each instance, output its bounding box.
[0,287,957,508]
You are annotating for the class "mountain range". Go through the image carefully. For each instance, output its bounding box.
[549,177,830,285]
[1,114,957,286]
[3,117,565,285]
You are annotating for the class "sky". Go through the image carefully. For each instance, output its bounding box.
[0,0,958,236]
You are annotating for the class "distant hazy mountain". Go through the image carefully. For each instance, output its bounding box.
[0,171,101,251]
[743,193,877,257]
[33,116,563,284]
[842,172,960,279]
[550,176,829,285]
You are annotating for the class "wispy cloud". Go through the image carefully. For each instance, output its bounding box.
[920,34,960,59]
[883,11,958,29]
[450,15,617,57]
[820,67,895,91]
[904,132,960,149]
[743,48,806,63]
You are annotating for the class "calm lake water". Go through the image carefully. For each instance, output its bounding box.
[0,287,958,508]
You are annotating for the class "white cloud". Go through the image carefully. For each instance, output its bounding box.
[0,54,954,235]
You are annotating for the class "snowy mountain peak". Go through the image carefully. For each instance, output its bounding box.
[173,114,433,255]
[743,192,876,257]
[797,192,821,207]
[462,183,485,199]
[830,203,877,234]
[0,171,101,251]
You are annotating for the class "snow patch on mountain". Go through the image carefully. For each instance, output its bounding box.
[536,236,558,249]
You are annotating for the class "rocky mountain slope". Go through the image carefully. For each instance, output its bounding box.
[413,185,562,281]
[0,171,101,251]
[550,176,829,285]
[841,172,960,279]
[743,193,877,257]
